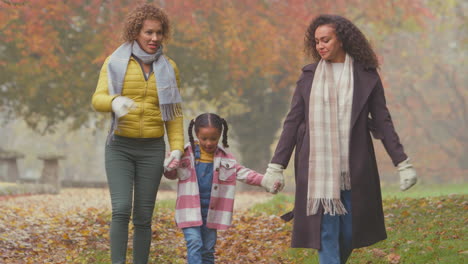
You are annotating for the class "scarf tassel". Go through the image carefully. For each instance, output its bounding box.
[161,103,183,121]
[307,198,348,216]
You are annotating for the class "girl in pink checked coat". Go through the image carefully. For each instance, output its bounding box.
[164,113,284,264]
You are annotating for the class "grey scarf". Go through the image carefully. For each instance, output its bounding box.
[107,41,183,121]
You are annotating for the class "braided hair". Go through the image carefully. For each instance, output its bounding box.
[188,113,229,155]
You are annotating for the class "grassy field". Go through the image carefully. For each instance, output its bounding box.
[250,184,468,264]
[381,183,468,199]
[1,184,465,263]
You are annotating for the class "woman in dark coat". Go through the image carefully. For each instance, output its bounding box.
[263,15,418,263]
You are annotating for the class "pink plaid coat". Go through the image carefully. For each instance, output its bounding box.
[164,143,264,230]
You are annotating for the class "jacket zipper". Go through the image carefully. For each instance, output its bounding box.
[140,79,148,137]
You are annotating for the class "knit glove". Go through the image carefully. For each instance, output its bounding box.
[261,163,285,194]
[164,150,183,172]
[398,158,417,191]
[112,96,136,118]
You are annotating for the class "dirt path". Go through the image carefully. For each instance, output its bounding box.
[0,188,276,211]
[158,190,276,210]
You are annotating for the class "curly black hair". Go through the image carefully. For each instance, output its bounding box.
[122,3,170,42]
[188,113,229,155]
[305,14,379,69]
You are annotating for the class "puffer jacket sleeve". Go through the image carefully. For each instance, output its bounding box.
[92,57,119,112]
[164,58,184,152]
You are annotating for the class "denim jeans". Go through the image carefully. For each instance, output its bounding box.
[319,190,353,264]
[182,222,217,264]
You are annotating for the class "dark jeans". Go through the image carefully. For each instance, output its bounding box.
[105,135,165,264]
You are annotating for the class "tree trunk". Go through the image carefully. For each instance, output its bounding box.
[230,86,290,191]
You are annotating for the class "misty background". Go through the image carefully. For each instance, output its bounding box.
[0,0,466,191]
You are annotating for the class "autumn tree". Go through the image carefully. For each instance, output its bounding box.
[375,0,467,182]
[0,0,134,132]
[2,0,464,183]
[164,0,433,171]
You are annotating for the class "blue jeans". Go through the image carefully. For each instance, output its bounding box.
[182,222,217,264]
[319,190,353,264]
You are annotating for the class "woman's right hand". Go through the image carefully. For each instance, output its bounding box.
[261,163,285,194]
[111,96,136,118]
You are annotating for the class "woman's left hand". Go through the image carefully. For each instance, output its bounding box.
[398,158,417,191]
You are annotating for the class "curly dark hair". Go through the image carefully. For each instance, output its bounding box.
[122,3,170,42]
[188,113,229,156]
[305,14,379,69]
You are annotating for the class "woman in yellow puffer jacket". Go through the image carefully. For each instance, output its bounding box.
[91,4,183,264]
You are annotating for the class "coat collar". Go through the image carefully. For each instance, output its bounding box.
[350,62,379,129]
[301,61,379,129]
[302,63,318,73]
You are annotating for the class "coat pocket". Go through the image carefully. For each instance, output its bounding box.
[218,159,236,182]
[177,157,193,181]
[367,117,384,139]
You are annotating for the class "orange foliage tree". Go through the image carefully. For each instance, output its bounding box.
[164,0,433,171]
[3,0,460,181]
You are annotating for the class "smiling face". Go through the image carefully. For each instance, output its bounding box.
[135,19,164,54]
[196,127,221,154]
[314,24,345,63]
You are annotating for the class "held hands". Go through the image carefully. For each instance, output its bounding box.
[112,96,136,118]
[261,163,285,194]
[164,150,183,172]
[398,158,417,191]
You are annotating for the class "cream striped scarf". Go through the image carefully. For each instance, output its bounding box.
[307,54,353,216]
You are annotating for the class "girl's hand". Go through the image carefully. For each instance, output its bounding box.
[166,159,180,170]
[273,181,283,193]
[164,150,182,171]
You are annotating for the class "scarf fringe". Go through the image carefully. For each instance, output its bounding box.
[161,103,183,121]
[308,198,348,216]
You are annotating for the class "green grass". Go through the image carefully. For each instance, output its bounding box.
[381,183,468,199]
[250,184,467,264]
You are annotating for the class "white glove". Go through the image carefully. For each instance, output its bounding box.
[398,158,417,191]
[112,96,136,118]
[164,150,183,172]
[261,163,285,194]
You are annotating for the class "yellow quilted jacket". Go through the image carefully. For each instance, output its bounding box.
[92,56,184,152]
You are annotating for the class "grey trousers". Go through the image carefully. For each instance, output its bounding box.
[105,135,165,264]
